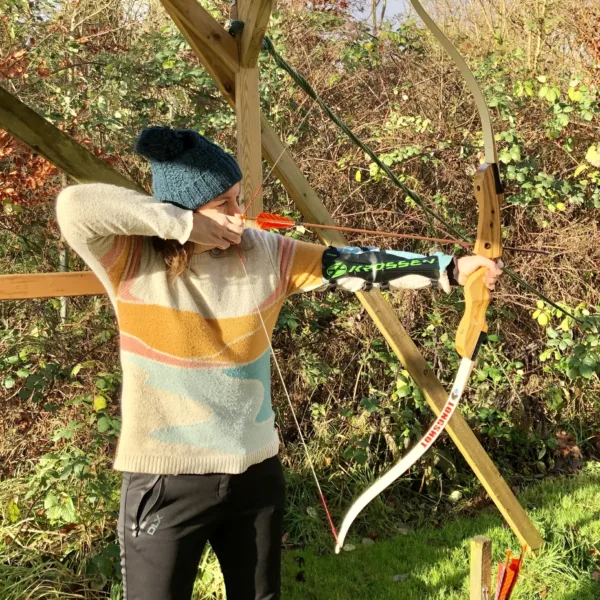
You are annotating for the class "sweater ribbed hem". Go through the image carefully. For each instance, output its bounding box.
[112,439,280,475]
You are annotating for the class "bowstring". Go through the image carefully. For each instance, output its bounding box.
[236,101,339,542]
[236,251,339,543]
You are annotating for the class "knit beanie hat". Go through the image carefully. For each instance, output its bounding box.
[135,126,242,210]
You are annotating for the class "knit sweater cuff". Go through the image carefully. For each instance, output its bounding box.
[164,204,194,245]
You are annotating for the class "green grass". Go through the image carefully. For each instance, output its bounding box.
[2,463,598,599]
[280,463,600,600]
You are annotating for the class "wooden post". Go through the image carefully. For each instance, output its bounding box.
[470,536,493,600]
[231,0,272,217]
[234,67,262,216]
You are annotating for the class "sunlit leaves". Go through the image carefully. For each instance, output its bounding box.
[585,145,600,168]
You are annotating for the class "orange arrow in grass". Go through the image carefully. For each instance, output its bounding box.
[494,545,527,600]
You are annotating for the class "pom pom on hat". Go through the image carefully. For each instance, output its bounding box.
[135,126,191,162]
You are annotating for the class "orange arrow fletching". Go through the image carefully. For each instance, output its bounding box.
[252,212,296,230]
[495,546,526,600]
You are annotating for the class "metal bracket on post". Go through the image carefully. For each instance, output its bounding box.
[227,19,245,37]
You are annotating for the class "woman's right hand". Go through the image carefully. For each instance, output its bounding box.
[188,211,244,250]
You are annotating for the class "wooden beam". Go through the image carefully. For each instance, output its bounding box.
[235,67,263,216]
[0,272,104,300]
[161,1,237,102]
[237,0,273,68]
[231,0,270,216]
[0,86,142,192]
[470,536,492,600]
[161,0,239,75]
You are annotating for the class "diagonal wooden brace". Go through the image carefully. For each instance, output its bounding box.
[160,0,542,551]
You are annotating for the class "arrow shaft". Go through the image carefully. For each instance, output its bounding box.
[242,215,549,255]
[293,220,473,247]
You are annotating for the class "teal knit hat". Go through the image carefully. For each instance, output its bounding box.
[135,126,242,210]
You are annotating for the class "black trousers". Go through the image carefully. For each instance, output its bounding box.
[117,456,286,600]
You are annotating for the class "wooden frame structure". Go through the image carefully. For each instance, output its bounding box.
[0,0,543,551]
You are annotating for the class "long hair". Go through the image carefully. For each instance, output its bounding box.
[151,232,252,281]
[151,237,195,280]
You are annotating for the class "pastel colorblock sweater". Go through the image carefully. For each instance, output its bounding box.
[56,184,334,475]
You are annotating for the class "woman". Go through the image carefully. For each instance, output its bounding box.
[56,126,500,600]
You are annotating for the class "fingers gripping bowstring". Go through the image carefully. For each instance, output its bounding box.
[237,253,339,543]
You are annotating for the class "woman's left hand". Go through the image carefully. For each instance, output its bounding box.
[456,256,503,290]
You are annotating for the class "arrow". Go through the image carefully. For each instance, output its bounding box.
[241,212,550,255]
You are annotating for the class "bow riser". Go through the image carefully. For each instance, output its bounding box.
[473,164,503,258]
[456,163,503,359]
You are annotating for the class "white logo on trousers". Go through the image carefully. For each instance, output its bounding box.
[147,514,162,535]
